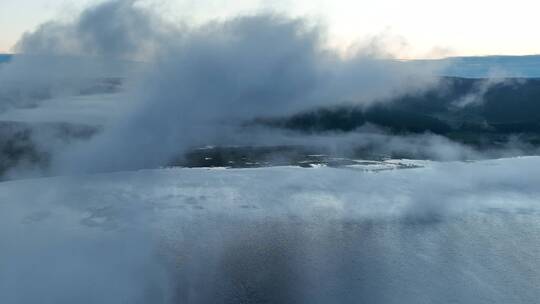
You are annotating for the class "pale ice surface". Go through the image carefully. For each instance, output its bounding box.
[1,157,539,303]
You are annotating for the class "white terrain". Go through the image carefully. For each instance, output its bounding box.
[1,157,539,303]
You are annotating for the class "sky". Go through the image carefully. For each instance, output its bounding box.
[1,0,540,58]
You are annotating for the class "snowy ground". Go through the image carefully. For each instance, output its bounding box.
[1,157,539,303]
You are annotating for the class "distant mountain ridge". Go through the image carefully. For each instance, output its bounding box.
[0,54,13,64]
[399,55,540,78]
[2,53,540,77]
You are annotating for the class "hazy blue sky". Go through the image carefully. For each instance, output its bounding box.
[1,0,539,58]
